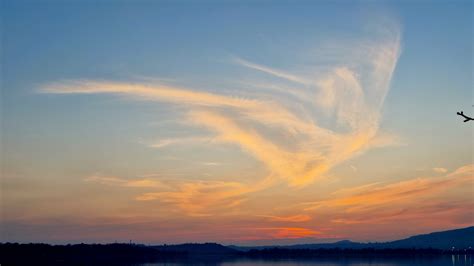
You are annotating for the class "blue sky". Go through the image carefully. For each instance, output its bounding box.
[1,0,472,244]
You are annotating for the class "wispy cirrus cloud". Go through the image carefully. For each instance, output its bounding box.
[83,174,270,216]
[200,162,222,166]
[256,227,321,239]
[304,164,473,211]
[303,165,474,226]
[258,214,312,223]
[41,22,402,214]
[330,201,474,226]
[84,175,166,188]
[232,57,311,85]
[433,167,448,173]
[147,137,213,149]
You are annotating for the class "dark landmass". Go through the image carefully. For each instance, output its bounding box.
[228,239,367,251]
[153,242,238,257]
[232,226,474,251]
[0,243,183,265]
[1,226,473,265]
[382,226,474,249]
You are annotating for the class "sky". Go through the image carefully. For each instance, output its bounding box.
[1,0,473,245]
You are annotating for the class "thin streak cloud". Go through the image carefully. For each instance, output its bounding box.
[259,214,312,223]
[148,137,213,149]
[233,57,311,85]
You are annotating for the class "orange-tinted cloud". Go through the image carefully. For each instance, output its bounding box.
[84,174,274,216]
[41,24,402,214]
[258,227,321,239]
[259,214,312,222]
[305,164,473,211]
[84,175,166,188]
[304,165,474,228]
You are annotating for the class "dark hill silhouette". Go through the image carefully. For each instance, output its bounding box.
[382,226,474,249]
[153,242,238,257]
[287,240,366,250]
[229,240,366,251]
[232,226,474,250]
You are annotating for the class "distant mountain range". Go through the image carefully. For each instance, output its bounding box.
[381,226,474,249]
[229,226,474,251]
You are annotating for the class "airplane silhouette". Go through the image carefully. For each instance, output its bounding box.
[457,111,474,122]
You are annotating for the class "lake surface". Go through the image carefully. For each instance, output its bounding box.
[139,255,473,266]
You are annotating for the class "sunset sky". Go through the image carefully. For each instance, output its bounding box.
[1,1,473,245]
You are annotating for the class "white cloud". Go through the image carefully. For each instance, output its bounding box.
[433,167,448,174]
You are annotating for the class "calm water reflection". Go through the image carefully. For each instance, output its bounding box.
[139,255,473,266]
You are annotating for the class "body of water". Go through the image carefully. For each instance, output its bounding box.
[139,255,473,266]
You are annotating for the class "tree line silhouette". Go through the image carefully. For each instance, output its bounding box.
[1,242,473,265]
